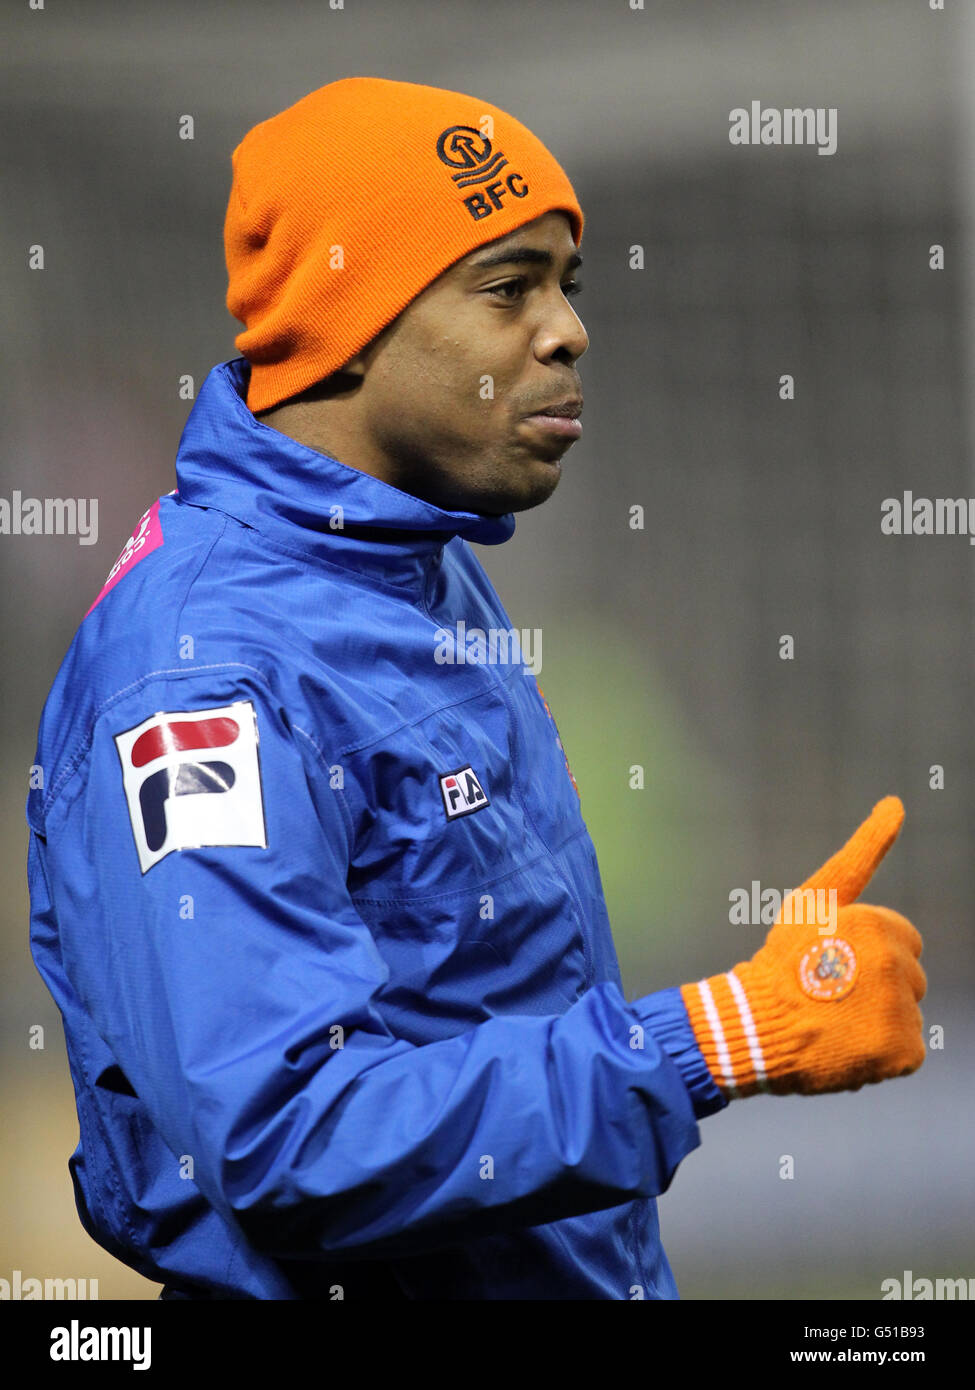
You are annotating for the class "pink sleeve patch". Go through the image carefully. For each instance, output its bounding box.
[85,498,164,618]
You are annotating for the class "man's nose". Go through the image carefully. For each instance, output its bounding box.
[535,298,589,364]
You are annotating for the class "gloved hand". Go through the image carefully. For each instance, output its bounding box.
[680,797,926,1097]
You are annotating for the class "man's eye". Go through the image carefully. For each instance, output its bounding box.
[488,278,527,301]
[487,278,584,301]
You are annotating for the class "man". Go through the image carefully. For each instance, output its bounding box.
[27,77,926,1301]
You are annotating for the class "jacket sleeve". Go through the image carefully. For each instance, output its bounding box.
[37,662,722,1263]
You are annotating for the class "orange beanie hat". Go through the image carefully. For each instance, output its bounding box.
[224,76,585,413]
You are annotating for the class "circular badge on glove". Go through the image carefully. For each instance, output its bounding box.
[798,937,858,1001]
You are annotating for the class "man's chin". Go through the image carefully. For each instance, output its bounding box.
[483,460,562,516]
[514,466,563,513]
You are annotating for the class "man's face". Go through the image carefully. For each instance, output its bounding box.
[353,210,588,516]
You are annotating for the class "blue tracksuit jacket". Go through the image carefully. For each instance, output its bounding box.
[27,356,726,1300]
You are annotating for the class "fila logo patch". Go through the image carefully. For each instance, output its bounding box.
[439,765,490,820]
[114,701,267,873]
[435,124,529,222]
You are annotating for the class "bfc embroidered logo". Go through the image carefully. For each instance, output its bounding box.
[114,701,267,873]
[439,765,490,820]
[536,684,580,798]
[435,124,529,223]
[798,938,858,1002]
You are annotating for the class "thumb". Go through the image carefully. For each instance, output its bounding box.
[794,796,905,910]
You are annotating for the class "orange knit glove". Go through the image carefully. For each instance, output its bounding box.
[681,797,926,1097]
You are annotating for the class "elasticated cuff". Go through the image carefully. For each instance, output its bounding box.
[634,986,729,1119]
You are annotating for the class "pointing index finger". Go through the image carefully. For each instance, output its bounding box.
[797,796,905,910]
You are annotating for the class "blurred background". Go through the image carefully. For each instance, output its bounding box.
[2,0,972,1299]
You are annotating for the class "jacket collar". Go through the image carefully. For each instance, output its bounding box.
[174,358,515,591]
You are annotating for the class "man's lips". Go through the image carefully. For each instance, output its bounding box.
[522,398,583,439]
